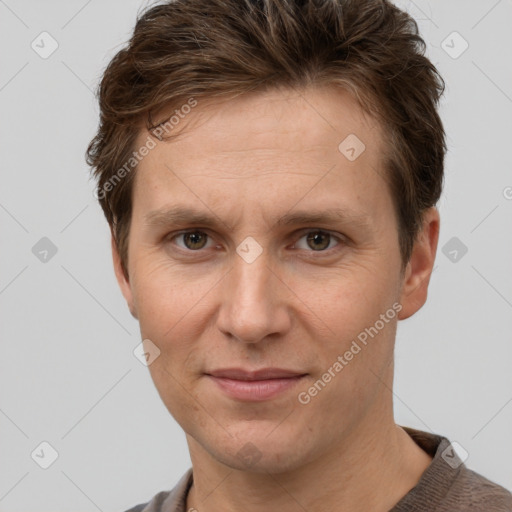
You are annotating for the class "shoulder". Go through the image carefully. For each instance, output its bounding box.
[124,505,146,512]
[122,468,193,512]
[123,490,172,512]
[447,466,512,511]
[395,427,512,511]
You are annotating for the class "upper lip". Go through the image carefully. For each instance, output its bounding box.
[206,368,307,381]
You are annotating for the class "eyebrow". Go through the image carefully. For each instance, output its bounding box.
[144,205,372,231]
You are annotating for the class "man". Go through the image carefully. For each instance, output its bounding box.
[87,0,512,510]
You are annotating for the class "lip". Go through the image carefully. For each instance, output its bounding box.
[205,368,307,401]
[207,367,306,380]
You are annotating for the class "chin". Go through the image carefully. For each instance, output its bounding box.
[211,429,316,475]
[220,448,304,475]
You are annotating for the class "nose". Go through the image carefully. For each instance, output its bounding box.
[216,248,291,344]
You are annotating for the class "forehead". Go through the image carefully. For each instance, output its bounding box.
[132,85,391,224]
[143,85,382,159]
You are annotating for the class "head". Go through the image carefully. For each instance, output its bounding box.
[87,0,445,473]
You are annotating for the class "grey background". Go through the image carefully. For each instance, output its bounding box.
[1,0,511,510]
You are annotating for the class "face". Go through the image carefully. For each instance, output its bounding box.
[114,85,437,473]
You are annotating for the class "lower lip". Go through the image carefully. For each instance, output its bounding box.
[207,375,306,401]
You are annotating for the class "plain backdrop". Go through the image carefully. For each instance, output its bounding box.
[1,0,511,510]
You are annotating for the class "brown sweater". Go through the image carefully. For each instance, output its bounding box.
[125,427,512,511]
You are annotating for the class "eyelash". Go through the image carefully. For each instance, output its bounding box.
[166,229,345,256]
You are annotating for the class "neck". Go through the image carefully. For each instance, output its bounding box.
[185,407,432,512]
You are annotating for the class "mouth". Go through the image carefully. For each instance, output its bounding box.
[205,368,308,401]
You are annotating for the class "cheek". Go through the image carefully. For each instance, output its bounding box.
[299,316,397,433]
[147,361,206,431]
[299,266,399,394]
[133,261,211,422]
[130,256,222,389]
[131,255,207,332]
[295,262,393,338]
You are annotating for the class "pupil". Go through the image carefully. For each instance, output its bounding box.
[186,232,206,249]
[308,232,329,251]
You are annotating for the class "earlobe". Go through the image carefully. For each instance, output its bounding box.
[111,233,138,319]
[398,207,440,320]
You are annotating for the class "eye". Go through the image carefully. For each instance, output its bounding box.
[173,230,214,251]
[167,229,344,254]
[293,230,342,252]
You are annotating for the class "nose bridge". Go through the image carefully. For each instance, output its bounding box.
[218,246,286,343]
[233,251,271,304]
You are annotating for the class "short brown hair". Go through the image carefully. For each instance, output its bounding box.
[86,0,446,278]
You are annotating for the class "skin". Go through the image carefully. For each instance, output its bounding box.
[113,85,440,512]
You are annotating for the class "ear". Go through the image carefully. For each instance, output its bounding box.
[398,207,440,320]
[111,232,138,319]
